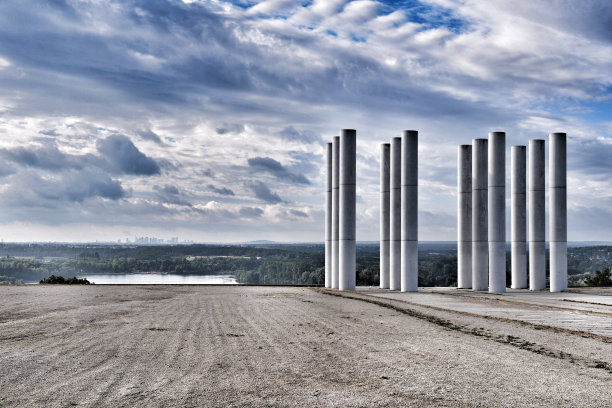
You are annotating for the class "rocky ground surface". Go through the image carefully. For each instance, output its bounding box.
[0,285,610,407]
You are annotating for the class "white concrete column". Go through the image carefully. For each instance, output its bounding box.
[331,136,340,289]
[380,143,390,289]
[458,145,472,289]
[550,132,567,292]
[390,137,401,291]
[472,138,488,291]
[401,130,418,292]
[489,132,506,293]
[511,145,527,289]
[325,142,332,288]
[339,129,356,291]
[529,139,546,291]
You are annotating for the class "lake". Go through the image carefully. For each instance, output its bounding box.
[76,274,238,285]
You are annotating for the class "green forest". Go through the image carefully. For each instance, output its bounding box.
[0,243,610,287]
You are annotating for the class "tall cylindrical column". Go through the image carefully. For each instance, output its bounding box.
[325,142,332,288]
[550,133,567,292]
[529,139,546,291]
[472,138,488,291]
[331,136,340,289]
[458,145,472,289]
[489,132,506,293]
[401,130,418,292]
[380,143,390,289]
[339,129,356,291]
[511,145,527,289]
[390,137,401,291]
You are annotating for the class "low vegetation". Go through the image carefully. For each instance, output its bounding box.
[584,267,612,287]
[39,275,91,285]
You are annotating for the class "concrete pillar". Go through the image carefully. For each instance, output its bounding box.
[529,139,546,291]
[488,132,506,293]
[458,145,472,289]
[390,137,401,291]
[401,130,418,292]
[380,143,390,289]
[325,142,332,288]
[511,145,527,289]
[472,138,488,291]
[550,133,567,292]
[339,129,356,291]
[331,136,340,289]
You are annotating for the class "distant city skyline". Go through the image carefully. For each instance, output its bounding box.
[0,0,611,242]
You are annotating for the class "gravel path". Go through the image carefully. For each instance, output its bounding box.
[1,285,610,407]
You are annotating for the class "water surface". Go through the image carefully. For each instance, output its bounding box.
[77,273,237,285]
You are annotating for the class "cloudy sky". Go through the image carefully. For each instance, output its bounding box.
[0,0,611,243]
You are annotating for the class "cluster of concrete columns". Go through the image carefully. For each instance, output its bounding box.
[379,131,418,292]
[457,132,567,293]
[325,130,356,291]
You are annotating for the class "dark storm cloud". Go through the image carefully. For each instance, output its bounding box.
[39,129,59,137]
[154,184,192,206]
[207,184,235,196]
[200,169,215,177]
[2,170,125,207]
[136,129,163,144]
[0,143,94,171]
[97,135,160,175]
[239,206,264,218]
[569,136,612,180]
[248,181,283,204]
[216,123,245,135]
[247,157,310,185]
[289,209,308,218]
[279,126,321,144]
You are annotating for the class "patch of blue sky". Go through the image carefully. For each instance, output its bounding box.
[570,99,612,125]
[227,0,313,11]
[539,92,612,132]
[227,0,257,9]
[377,0,469,33]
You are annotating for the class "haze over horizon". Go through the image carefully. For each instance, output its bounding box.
[0,0,611,243]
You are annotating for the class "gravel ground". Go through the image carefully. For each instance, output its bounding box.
[0,285,610,407]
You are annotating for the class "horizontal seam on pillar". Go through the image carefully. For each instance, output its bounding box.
[549,186,566,189]
[340,183,356,186]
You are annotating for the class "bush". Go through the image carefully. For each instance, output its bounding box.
[585,267,612,287]
[39,275,92,285]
